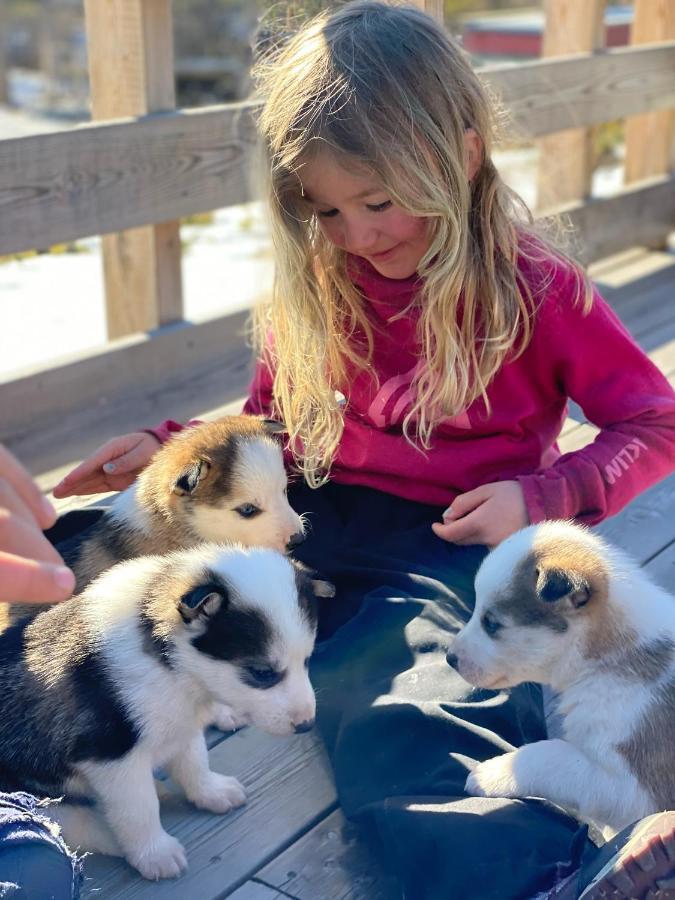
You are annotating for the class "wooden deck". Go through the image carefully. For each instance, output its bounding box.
[40,246,675,899]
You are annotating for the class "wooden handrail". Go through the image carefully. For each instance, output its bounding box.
[1,43,674,257]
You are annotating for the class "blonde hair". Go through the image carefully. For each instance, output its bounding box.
[252,0,590,487]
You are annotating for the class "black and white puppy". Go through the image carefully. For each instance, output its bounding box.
[0,544,333,880]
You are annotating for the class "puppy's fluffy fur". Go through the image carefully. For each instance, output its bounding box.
[447,521,675,835]
[63,416,305,594]
[0,544,332,880]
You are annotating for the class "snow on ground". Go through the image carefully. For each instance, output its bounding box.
[0,203,274,377]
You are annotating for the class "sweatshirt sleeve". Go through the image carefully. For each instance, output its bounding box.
[516,282,675,525]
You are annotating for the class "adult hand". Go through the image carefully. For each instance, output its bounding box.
[0,444,75,603]
[53,432,161,499]
[432,481,528,549]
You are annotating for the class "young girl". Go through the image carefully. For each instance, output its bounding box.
[54,3,675,897]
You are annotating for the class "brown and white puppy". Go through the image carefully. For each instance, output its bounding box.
[0,544,333,880]
[61,416,305,594]
[447,521,675,836]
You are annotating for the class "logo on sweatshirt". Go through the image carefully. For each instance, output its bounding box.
[604,437,648,485]
[367,364,472,430]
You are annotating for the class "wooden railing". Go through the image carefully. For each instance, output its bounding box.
[1,0,674,469]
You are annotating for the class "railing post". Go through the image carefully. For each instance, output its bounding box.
[625,0,675,183]
[411,0,444,24]
[536,0,606,209]
[0,3,8,104]
[84,0,183,340]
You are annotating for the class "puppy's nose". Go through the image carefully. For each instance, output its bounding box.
[286,531,306,551]
[293,719,314,734]
[446,651,459,669]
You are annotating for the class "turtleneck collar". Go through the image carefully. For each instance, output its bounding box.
[346,254,422,303]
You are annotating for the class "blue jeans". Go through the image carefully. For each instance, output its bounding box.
[0,793,81,899]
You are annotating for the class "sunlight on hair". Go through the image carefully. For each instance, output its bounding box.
[251,0,591,487]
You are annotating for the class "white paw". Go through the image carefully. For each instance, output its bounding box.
[189,773,247,814]
[465,752,521,799]
[130,831,187,881]
[211,702,246,732]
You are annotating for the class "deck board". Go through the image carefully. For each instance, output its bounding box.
[81,728,336,899]
[228,883,289,899]
[241,809,401,900]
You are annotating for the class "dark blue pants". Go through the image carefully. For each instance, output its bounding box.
[0,794,81,900]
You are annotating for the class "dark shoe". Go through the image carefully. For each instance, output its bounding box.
[578,812,675,899]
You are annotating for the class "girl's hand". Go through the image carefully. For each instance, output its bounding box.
[0,444,75,603]
[53,432,161,499]
[432,481,528,549]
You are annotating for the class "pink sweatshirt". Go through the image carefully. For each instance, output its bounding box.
[153,253,675,525]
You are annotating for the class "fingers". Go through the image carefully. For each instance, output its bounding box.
[0,552,75,604]
[0,445,56,530]
[53,434,159,499]
[0,508,65,566]
[53,471,136,499]
[441,485,491,523]
[53,443,122,498]
[432,516,483,546]
[0,444,76,604]
[100,436,159,478]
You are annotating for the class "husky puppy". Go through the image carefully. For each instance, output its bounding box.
[58,415,305,594]
[0,544,333,880]
[447,521,675,836]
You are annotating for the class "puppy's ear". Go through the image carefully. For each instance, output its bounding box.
[261,418,286,435]
[536,567,591,609]
[173,459,210,496]
[311,578,335,599]
[178,582,228,623]
[291,560,335,599]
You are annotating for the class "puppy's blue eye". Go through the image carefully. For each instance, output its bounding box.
[481,612,503,638]
[244,666,283,689]
[235,503,261,519]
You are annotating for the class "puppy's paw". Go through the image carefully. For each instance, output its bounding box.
[131,831,187,881]
[189,773,247,814]
[211,702,246,733]
[465,752,521,799]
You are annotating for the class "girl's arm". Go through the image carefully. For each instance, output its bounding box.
[516,285,675,525]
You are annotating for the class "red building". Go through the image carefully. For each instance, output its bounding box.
[461,5,633,62]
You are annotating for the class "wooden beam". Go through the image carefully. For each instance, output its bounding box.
[0,103,258,257]
[0,309,251,450]
[0,3,9,105]
[551,173,675,264]
[2,42,674,258]
[537,0,606,209]
[625,0,675,183]
[84,0,183,339]
[486,43,675,138]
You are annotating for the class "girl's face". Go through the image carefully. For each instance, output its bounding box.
[299,151,431,280]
